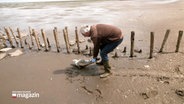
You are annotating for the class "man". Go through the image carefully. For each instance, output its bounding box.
[80,24,123,78]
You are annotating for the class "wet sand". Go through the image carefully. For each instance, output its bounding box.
[0,0,184,104]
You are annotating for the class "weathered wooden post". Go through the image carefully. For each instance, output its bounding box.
[17,28,24,48]
[27,43,31,50]
[0,35,7,48]
[63,29,70,53]
[24,39,32,49]
[75,26,80,54]
[37,37,41,47]
[159,29,170,53]
[89,47,92,56]
[149,32,154,59]
[9,27,19,47]
[47,38,51,49]
[32,29,41,51]
[29,27,34,46]
[41,29,48,51]
[53,28,60,52]
[175,30,183,52]
[123,47,127,53]
[65,26,70,49]
[130,31,135,57]
[4,27,15,48]
[54,27,57,32]
[24,39,28,45]
[54,27,60,48]
[113,52,119,58]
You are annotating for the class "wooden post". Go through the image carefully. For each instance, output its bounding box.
[47,38,51,49]
[37,37,41,47]
[130,31,135,57]
[54,27,57,32]
[89,47,92,56]
[17,28,24,48]
[159,29,170,53]
[4,27,15,48]
[0,35,7,48]
[113,52,119,58]
[27,43,31,50]
[175,30,183,52]
[63,29,70,53]
[54,27,59,46]
[41,29,48,51]
[24,39,28,45]
[123,47,126,53]
[32,29,41,51]
[53,28,60,52]
[75,27,80,54]
[24,39,31,49]
[54,27,60,48]
[9,27,19,47]
[65,26,70,49]
[149,32,154,59]
[29,27,34,46]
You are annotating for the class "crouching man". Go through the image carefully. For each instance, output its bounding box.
[80,24,123,78]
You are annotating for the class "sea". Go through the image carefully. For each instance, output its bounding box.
[0,0,181,31]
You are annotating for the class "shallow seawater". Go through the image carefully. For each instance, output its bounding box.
[0,0,181,30]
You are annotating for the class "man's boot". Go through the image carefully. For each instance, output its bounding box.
[96,60,103,65]
[100,61,112,78]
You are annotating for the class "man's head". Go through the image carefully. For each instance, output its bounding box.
[80,25,91,37]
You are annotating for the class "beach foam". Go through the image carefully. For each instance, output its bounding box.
[148,0,179,4]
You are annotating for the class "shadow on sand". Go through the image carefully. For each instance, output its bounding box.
[53,64,104,78]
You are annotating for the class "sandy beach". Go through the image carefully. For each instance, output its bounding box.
[0,0,184,104]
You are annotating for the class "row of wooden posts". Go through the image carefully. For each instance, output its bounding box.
[2,26,82,54]
[130,30,183,59]
[1,27,184,59]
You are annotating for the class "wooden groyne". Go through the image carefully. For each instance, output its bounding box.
[0,27,183,59]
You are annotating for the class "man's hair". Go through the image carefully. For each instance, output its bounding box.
[80,25,91,34]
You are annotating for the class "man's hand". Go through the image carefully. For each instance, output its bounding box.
[90,58,96,63]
